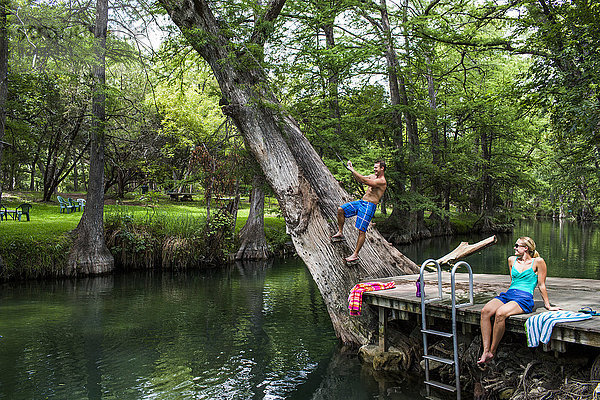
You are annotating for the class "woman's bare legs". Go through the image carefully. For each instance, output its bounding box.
[478,299,524,364]
[478,298,503,364]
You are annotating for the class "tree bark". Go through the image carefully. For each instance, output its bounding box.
[321,14,343,138]
[0,0,8,271]
[374,0,429,243]
[436,235,497,266]
[379,0,403,149]
[66,0,113,275]
[236,175,270,260]
[159,0,418,345]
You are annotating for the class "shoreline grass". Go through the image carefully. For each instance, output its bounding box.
[0,192,290,280]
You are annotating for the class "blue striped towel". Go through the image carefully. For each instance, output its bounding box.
[525,311,592,347]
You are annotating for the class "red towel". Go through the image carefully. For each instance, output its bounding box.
[348,281,396,316]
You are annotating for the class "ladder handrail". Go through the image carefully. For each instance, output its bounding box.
[419,258,443,304]
[419,259,443,389]
[450,261,474,400]
[451,261,474,309]
[420,259,475,400]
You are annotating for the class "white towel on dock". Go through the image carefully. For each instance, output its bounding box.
[525,311,592,347]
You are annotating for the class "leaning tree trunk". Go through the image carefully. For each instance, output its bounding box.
[159,0,418,345]
[66,0,113,275]
[236,175,271,260]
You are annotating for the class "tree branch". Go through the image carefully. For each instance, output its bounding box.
[424,0,443,16]
[416,29,550,57]
[250,0,286,46]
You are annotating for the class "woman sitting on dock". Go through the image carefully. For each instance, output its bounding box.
[478,236,560,364]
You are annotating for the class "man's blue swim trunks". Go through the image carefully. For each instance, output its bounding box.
[495,289,534,313]
[341,200,377,232]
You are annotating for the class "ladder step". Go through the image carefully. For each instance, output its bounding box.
[421,329,453,338]
[424,380,457,392]
[423,355,455,365]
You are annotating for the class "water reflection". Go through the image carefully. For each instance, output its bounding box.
[397,219,600,279]
[3,220,592,399]
[0,259,423,400]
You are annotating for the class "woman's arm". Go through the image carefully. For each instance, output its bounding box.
[536,258,561,311]
[508,256,514,282]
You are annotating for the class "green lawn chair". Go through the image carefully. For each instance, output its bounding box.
[0,204,6,221]
[77,198,86,211]
[57,196,76,213]
[16,203,32,221]
[68,198,81,212]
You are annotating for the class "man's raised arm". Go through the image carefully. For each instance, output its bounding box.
[346,161,383,187]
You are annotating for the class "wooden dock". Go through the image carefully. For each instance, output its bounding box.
[362,273,600,353]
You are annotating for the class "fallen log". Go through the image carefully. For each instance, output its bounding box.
[436,235,497,266]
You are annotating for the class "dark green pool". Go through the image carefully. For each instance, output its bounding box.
[1,218,597,399]
[0,259,422,399]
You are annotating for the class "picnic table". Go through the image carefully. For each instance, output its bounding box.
[167,192,195,201]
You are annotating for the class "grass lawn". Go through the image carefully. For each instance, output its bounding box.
[0,192,286,244]
[0,191,290,279]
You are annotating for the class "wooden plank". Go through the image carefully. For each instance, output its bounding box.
[379,307,388,352]
[362,273,600,349]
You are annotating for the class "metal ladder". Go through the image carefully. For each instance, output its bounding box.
[419,259,474,400]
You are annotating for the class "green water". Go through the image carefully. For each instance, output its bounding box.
[397,219,600,278]
[0,259,422,400]
[1,219,597,399]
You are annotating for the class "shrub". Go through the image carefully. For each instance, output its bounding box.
[104,207,236,269]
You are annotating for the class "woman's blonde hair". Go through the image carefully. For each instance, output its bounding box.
[519,236,540,258]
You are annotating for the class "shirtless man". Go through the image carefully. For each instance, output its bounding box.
[331,160,387,263]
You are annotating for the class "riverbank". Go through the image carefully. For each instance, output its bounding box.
[0,191,290,280]
[2,191,598,281]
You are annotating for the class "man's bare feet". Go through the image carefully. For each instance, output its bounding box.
[345,255,359,263]
[331,233,345,242]
[477,351,494,364]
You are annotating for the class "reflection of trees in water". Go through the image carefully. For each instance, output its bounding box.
[235,260,271,398]
[399,220,600,278]
[287,349,422,400]
[1,264,430,399]
[76,277,115,400]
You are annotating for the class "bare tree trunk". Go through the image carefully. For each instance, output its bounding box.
[374,0,428,242]
[66,0,113,275]
[321,19,343,138]
[379,0,403,148]
[0,0,8,270]
[480,128,494,231]
[73,158,79,192]
[400,0,428,241]
[558,193,566,219]
[236,175,270,260]
[160,0,418,346]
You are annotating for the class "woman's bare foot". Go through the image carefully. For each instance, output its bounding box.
[477,351,494,364]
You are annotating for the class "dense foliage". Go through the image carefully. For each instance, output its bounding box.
[1,0,599,236]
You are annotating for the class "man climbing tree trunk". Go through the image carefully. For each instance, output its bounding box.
[236,175,270,260]
[159,0,417,345]
[66,0,113,275]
